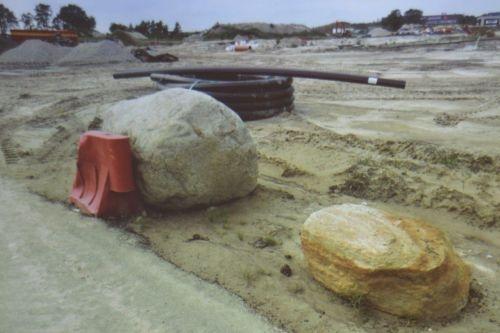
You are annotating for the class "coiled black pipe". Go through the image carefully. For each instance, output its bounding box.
[150,73,294,120]
[114,67,406,120]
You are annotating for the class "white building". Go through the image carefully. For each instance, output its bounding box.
[478,12,500,27]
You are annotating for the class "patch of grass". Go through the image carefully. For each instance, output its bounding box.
[237,232,244,241]
[288,283,305,294]
[263,237,278,246]
[349,293,366,309]
[256,268,272,277]
[253,236,279,248]
[281,166,307,178]
[242,268,271,287]
[438,153,460,169]
[207,207,228,224]
[242,270,256,287]
[357,158,373,166]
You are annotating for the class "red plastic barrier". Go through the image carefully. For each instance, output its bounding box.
[69,131,142,218]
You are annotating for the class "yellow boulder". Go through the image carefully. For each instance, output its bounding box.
[300,204,470,319]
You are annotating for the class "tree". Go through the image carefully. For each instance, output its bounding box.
[109,23,128,33]
[403,9,423,24]
[151,20,168,38]
[52,16,62,29]
[134,20,150,36]
[21,12,34,29]
[34,3,52,28]
[53,4,96,36]
[0,4,17,34]
[172,22,181,36]
[131,20,169,38]
[381,9,404,31]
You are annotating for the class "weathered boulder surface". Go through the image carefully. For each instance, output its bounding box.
[301,204,471,319]
[103,88,258,209]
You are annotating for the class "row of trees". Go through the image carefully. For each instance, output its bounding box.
[109,20,182,39]
[1,2,183,39]
[0,4,17,34]
[381,9,423,31]
[0,3,96,36]
[381,9,477,31]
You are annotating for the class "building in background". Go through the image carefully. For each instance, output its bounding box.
[477,12,500,27]
[423,14,460,26]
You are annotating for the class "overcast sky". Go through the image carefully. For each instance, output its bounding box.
[4,1,498,32]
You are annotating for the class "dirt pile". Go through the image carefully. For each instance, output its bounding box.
[229,23,310,35]
[56,40,137,65]
[301,204,471,319]
[204,22,317,39]
[0,40,70,67]
[112,30,148,46]
[270,128,500,228]
[369,27,392,37]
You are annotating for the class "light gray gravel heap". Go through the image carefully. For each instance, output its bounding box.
[0,40,70,66]
[56,40,137,65]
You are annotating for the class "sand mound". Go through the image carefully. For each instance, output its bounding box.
[204,22,312,39]
[0,40,70,66]
[301,204,471,319]
[229,22,310,35]
[369,27,392,37]
[56,40,137,65]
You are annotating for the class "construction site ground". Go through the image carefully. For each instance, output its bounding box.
[0,39,499,332]
[0,177,278,333]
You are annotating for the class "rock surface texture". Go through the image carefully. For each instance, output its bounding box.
[103,88,258,209]
[300,204,471,319]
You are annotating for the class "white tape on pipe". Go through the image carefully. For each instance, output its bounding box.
[368,77,378,85]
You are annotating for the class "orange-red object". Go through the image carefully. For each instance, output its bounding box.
[10,29,79,44]
[235,44,251,52]
[69,131,141,218]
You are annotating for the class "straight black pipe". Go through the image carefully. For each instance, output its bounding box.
[113,67,406,89]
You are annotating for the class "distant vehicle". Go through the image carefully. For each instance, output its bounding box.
[10,29,79,46]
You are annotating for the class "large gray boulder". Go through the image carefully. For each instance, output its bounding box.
[103,88,258,209]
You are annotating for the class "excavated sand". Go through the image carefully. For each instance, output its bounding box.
[1,37,499,333]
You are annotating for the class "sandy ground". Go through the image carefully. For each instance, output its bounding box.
[0,37,499,332]
[0,177,278,333]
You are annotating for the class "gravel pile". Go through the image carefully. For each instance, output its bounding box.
[56,40,137,65]
[0,40,70,66]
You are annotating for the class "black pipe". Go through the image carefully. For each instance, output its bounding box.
[113,67,406,89]
[151,73,294,120]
